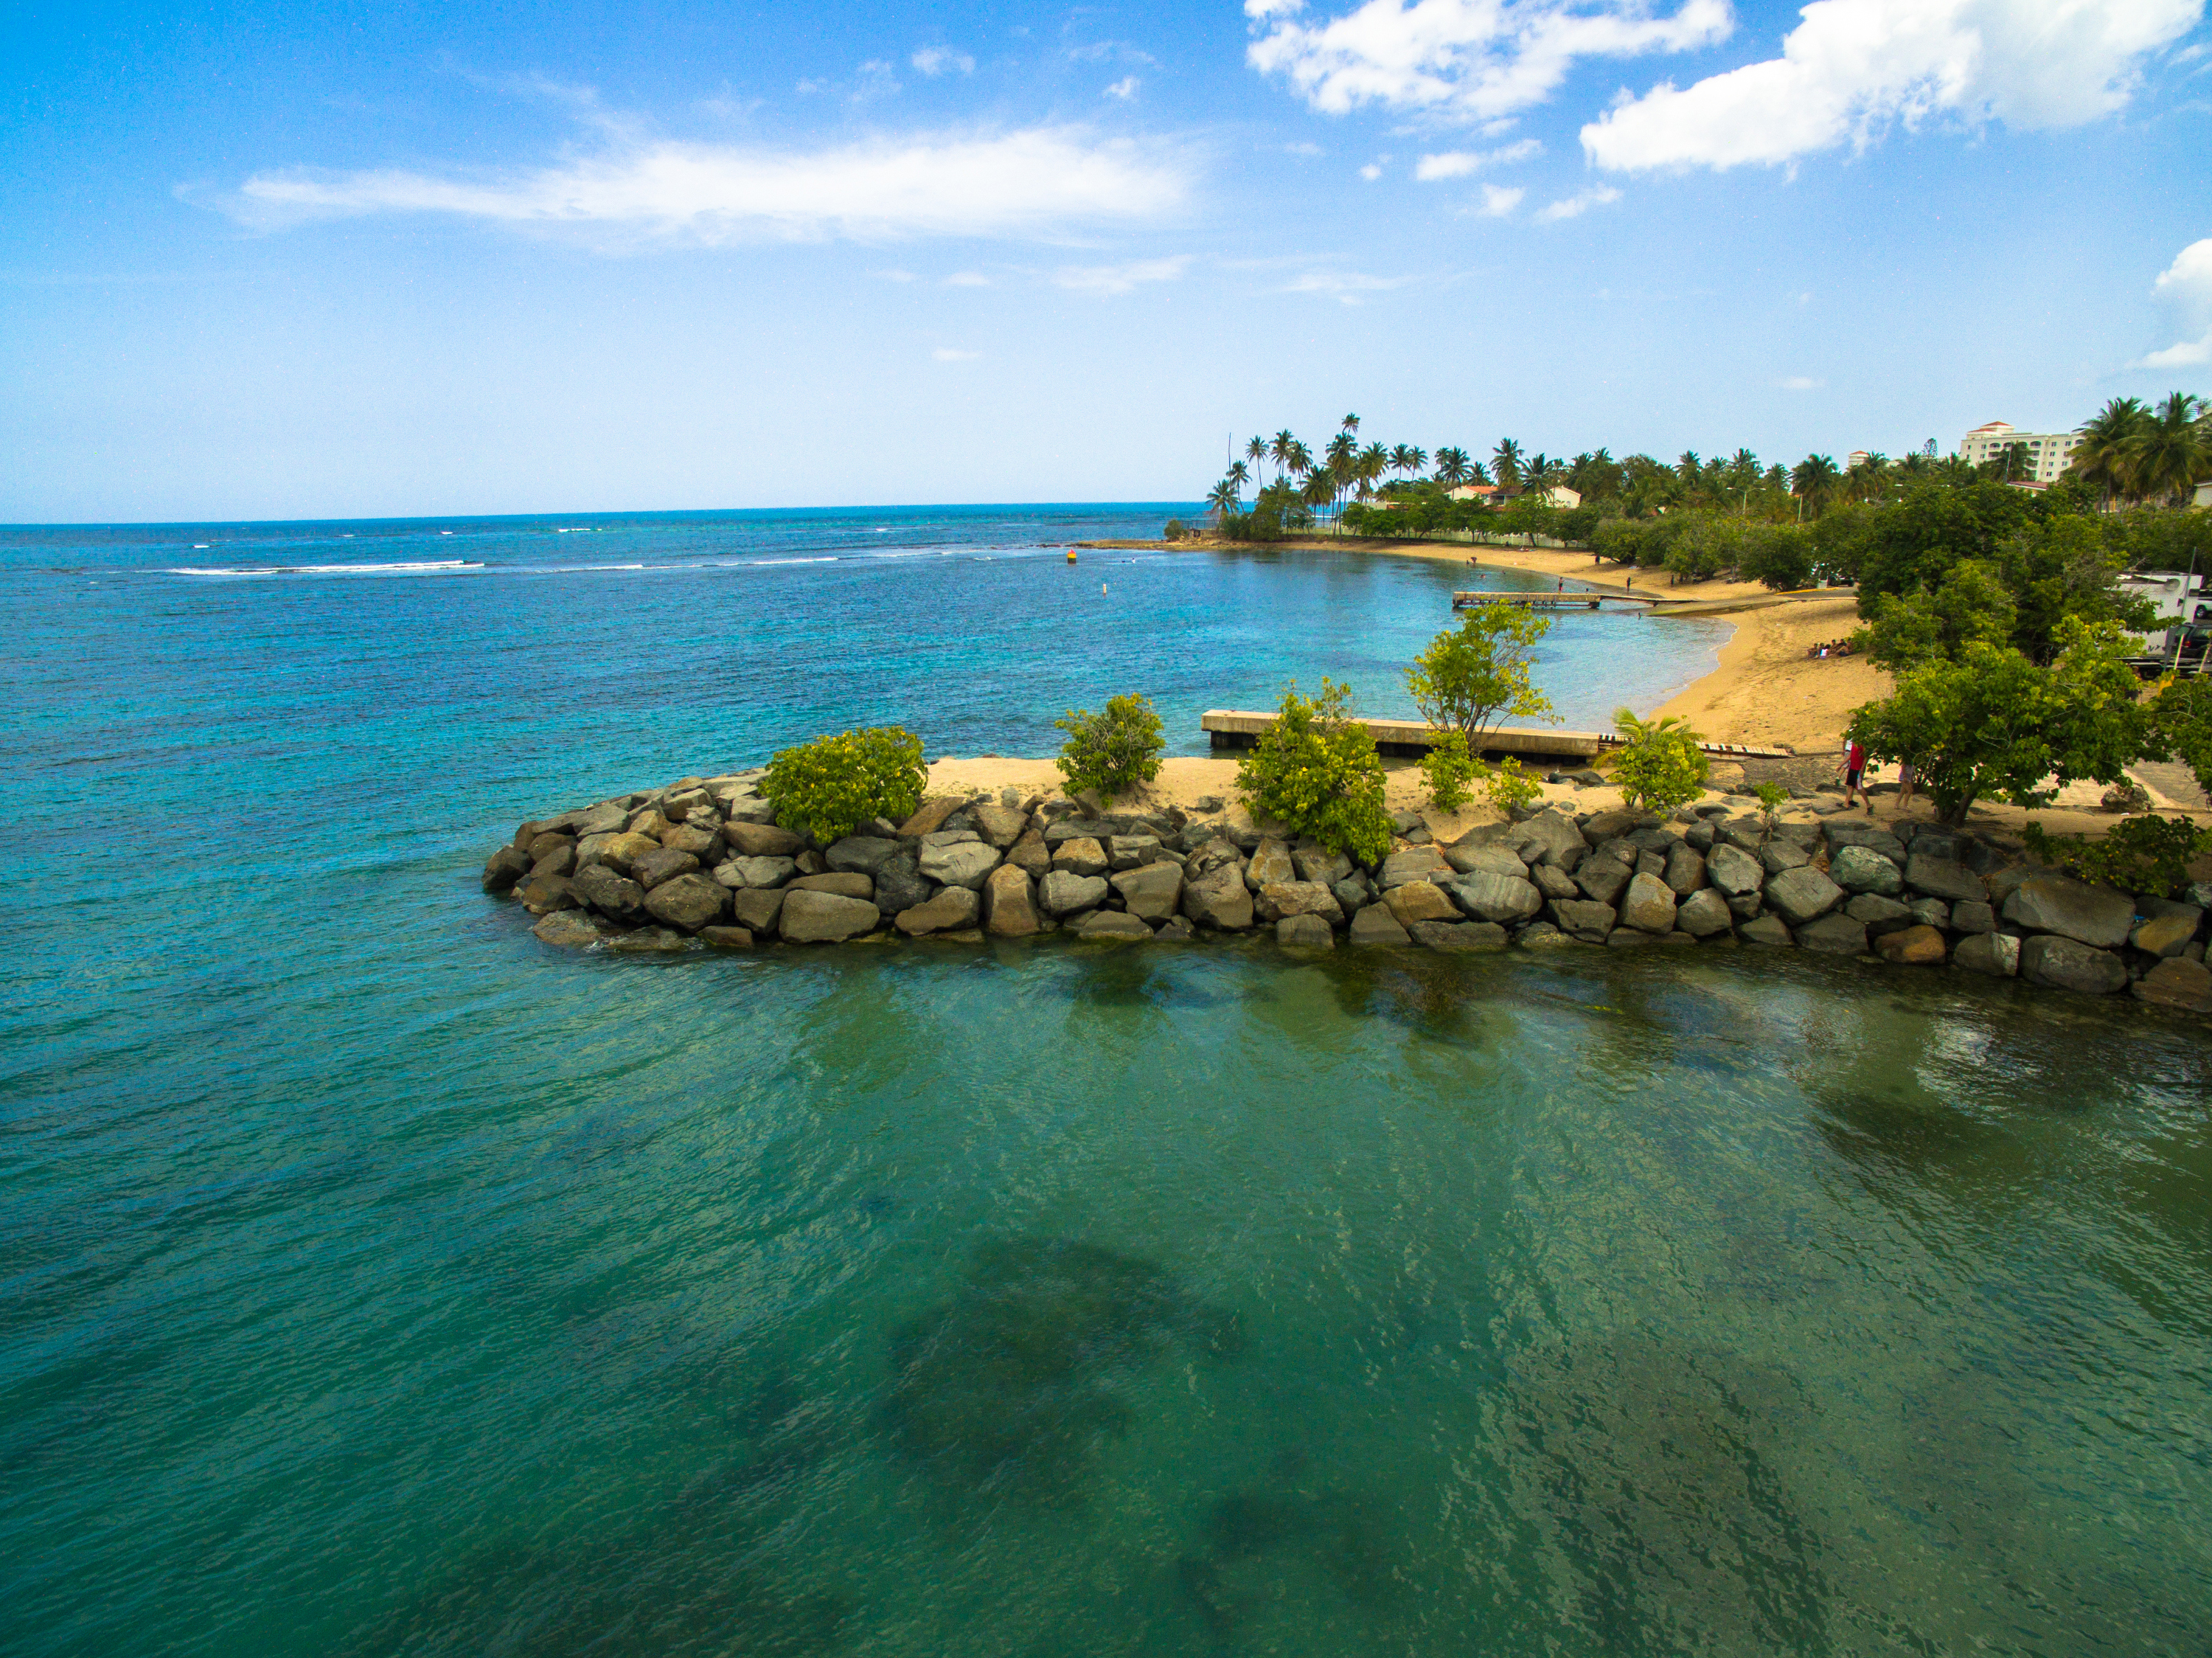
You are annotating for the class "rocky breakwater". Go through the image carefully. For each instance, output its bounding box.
[479,774,2212,1013]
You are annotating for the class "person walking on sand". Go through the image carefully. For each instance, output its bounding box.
[1896,757,1916,814]
[1839,737,1868,811]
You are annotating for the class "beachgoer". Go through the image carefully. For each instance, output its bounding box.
[1896,759,1916,814]
[1840,737,1868,811]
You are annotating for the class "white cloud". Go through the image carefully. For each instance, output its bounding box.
[1360,161,1385,178]
[1584,0,2204,171]
[1051,254,1192,296]
[911,46,976,76]
[1248,0,1733,122]
[1284,139,1326,154]
[1476,182,1526,213]
[209,127,1190,246]
[933,347,980,361]
[1284,269,1410,303]
[1413,137,1543,177]
[1105,75,1141,98]
[1534,183,1621,219]
[2138,236,2212,366]
[1779,375,1825,389]
[943,270,992,285]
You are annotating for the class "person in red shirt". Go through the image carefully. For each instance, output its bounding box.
[1839,738,1868,811]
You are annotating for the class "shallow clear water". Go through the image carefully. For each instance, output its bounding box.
[4,509,2208,1656]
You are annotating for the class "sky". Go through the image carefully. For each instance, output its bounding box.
[4,0,2211,522]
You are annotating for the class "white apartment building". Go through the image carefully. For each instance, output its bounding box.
[1958,420,2083,482]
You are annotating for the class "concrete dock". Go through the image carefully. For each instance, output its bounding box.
[1200,709,1792,762]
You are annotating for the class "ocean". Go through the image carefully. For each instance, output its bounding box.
[4,505,2207,1656]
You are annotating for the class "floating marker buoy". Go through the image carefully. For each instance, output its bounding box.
[1066,549,1077,563]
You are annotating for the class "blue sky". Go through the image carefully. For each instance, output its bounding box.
[4,0,2210,521]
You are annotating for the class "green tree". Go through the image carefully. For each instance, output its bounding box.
[1245,434,1269,488]
[2134,392,2209,505]
[1236,679,1393,862]
[1055,694,1166,798]
[1861,558,2017,671]
[1790,454,1841,517]
[1405,605,1557,746]
[1433,447,1472,486]
[2070,398,2147,503]
[1610,709,1710,811]
[1492,437,1524,493]
[1846,619,2151,826]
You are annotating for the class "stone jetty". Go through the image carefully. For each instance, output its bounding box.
[481,771,2212,1013]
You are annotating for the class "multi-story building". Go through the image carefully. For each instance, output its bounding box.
[1958,420,2082,482]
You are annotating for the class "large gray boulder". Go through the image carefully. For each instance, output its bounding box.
[2130,904,2204,958]
[1444,842,1530,879]
[1077,909,1153,940]
[2020,934,2127,993]
[1245,839,1296,887]
[1051,836,1108,878]
[1377,846,1450,889]
[572,863,646,918]
[982,866,1040,936]
[1662,843,1706,896]
[1573,856,1633,906]
[1548,899,1616,943]
[1949,899,1996,934]
[779,889,880,943]
[721,821,804,859]
[532,909,602,948]
[644,872,729,932]
[1905,854,1988,904]
[1114,863,1187,923]
[825,835,905,875]
[1823,822,1907,862]
[1830,844,1904,896]
[1255,878,1343,926]
[1385,881,1461,926]
[1952,932,2019,977]
[1795,913,1868,954]
[632,847,700,891]
[1739,914,1795,946]
[1293,842,1354,886]
[1580,808,1660,844]
[1759,839,1811,876]
[1107,835,1164,870]
[728,887,785,935]
[1276,912,1335,948]
[1844,892,1916,935]
[2134,957,2212,1012]
[1182,864,1255,930]
[1348,904,1411,946]
[1530,863,1580,901]
[713,854,796,889]
[518,872,578,915]
[1449,870,1544,925]
[1040,870,1110,915]
[897,797,963,839]
[1510,810,1585,867]
[790,872,872,900]
[919,839,1003,890]
[567,801,630,838]
[872,851,932,914]
[583,830,659,876]
[483,845,532,894]
[2003,874,2134,948]
[1618,872,1679,934]
[1674,888,1733,937]
[1410,920,1509,951]
[1764,866,1846,926]
[1705,842,1764,897]
[659,822,722,861]
[967,802,1029,848]
[896,886,979,935]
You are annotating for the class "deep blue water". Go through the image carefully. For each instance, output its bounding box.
[4,507,2208,1657]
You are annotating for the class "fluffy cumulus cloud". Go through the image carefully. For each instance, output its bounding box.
[910,46,976,76]
[1584,0,2205,171]
[1245,0,1732,122]
[1534,183,1621,218]
[2139,237,2212,367]
[1051,255,1192,296]
[213,128,1188,246]
[1413,136,1543,177]
[1476,181,1526,212]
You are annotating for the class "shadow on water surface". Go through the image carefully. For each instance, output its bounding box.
[1171,1467,1412,1651]
[883,1235,1244,1506]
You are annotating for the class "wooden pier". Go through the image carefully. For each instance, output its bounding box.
[1451,592,1618,611]
[1200,709,1792,763]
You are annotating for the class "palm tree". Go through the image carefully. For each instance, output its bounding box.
[1676,451,1701,488]
[2132,392,2208,504]
[2071,398,2148,504]
[1790,454,1840,518]
[1269,429,1299,482]
[1356,443,1388,502]
[1433,447,1472,487]
[1244,435,1269,490]
[1387,443,1416,479]
[1523,453,1564,499]
[1340,414,1360,437]
[1407,445,1427,478]
[1300,467,1337,527]
[1225,459,1251,507]
[1492,438,1524,493]
[1287,440,1314,479]
[1206,478,1239,517]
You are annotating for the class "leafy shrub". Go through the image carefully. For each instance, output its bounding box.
[761,726,927,843]
[2021,814,2211,898]
[1405,606,1556,746]
[1054,693,1166,799]
[1422,729,1478,810]
[1753,780,1788,838]
[1610,707,1711,811]
[1737,524,1815,591]
[1162,518,1186,541]
[1553,505,1605,544]
[1592,518,1651,566]
[1484,755,1543,814]
[1237,679,1393,864]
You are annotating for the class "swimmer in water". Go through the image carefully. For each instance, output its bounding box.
[1102,581,1108,595]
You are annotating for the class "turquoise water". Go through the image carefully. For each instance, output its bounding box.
[4,508,2208,1655]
